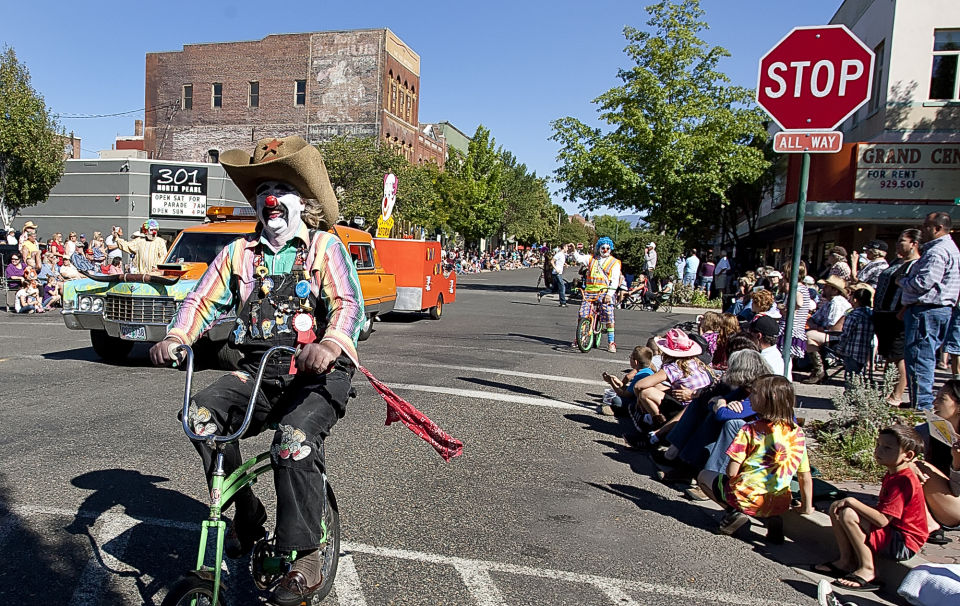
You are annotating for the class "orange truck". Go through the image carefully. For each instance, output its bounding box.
[373,238,456,319]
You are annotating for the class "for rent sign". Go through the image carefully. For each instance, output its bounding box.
[855,143,960,201]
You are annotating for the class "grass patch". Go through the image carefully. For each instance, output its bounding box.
[808,367,923,481]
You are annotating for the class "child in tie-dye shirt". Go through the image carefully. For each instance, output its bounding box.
[697,375,814,540]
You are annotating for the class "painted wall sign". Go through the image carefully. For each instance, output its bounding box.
[150,164,208,217]
[855,143,960,201]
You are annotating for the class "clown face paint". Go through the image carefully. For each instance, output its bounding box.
[255,180,305,250]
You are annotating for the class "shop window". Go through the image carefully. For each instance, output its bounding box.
[211,82,222,108]
[249,81,259,108]
[182,84,193,110]
[295,79,306,106]
[930,29,960,100]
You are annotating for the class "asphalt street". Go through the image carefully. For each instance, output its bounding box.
[0,267,824,605]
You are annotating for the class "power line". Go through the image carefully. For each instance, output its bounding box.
[60,102,178,119]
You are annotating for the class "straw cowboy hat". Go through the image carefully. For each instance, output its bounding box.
[656,328,702,358]
[23,221,38,230]
[817,275,849,294]
[219,136,339,230]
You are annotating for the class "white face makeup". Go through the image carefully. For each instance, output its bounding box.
[256,180,305,244]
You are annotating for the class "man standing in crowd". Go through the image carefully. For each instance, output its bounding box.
[550,243,572,307]
[713,251,731,297]
[644,242,657,286]
[682,249,700,288]
[899,212,960,410]
[850,240,889,288]
[112,219,168,273]
[105,226,124,264]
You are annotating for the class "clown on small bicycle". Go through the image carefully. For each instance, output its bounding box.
[571,237,622,353]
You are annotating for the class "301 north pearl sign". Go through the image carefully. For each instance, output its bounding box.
[150,165,208,218]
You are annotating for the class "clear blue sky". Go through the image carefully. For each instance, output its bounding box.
[1,0,841,213]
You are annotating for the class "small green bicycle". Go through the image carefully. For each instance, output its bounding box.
[161,344,340,606]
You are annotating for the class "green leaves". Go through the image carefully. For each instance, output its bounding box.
[551,0,770,239]
[0,46,65,227]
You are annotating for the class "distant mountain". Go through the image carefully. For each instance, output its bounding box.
[618,214,646,229]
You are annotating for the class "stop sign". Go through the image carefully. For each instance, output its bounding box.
[757,25,875,131]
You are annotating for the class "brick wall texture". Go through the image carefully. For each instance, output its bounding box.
[144,29,446,168]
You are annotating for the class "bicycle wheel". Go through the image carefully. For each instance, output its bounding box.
[576,317,594,352]
[312,483,342,602]
[161,574,227,606]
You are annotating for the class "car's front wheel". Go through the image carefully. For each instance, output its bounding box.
[90,330,134,361]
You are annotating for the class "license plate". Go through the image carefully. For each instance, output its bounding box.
[120,324,147,341]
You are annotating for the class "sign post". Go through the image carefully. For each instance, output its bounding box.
[755,24,874,376]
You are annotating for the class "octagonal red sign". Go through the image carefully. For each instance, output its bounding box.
[757,25,875,131]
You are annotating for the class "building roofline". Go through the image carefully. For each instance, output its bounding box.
[146,28,400,56]
[437,121,472,141]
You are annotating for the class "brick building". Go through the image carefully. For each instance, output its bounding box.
[144,28,446,168]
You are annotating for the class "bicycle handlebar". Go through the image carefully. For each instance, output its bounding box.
[176,344,297,444]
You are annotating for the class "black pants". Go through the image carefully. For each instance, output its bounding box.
[185,364,353,552]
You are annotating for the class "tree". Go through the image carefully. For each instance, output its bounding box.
[557,219,594,250]
[617,229,683,280]
[592,214,633,247]
[439,125,504,243]
[317,136,441,231]
[550,0,769,239]
[499,151,555,245]
[0,47,65,231]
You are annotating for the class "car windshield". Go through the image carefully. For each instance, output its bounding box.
[165,232,250,264]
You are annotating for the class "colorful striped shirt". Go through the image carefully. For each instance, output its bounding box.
[166,223,365,366]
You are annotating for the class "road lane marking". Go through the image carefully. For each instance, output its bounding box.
[453,563,505,606]
[68,507,139,606]
[375,341,626,364]
[10,504,789,606]
[384,383,590,411]
[368,358,606,386]
[334,553,368,606]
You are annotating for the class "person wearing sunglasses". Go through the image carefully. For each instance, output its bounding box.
[5,254,27,290]
[571,237,622,352]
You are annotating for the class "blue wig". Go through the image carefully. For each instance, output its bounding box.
[595,237,614,252]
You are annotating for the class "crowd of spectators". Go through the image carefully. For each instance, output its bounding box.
[596,305,960,598]
[591,211,960,598]
[3,220,167,314]
[446,247,543,274]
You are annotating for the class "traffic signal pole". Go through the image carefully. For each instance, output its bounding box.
[781,151,809,377]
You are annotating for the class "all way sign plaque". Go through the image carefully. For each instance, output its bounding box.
[773,131,844,153]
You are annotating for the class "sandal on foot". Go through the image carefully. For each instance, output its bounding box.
[809,562,846,577]
[833,574,879,592]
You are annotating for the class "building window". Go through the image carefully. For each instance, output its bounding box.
[212,82,223,108]
[295,79,306,106]
[868,40,885,113]
[249,81,259,108]
[930,29,960,100]
[182,84,193,110]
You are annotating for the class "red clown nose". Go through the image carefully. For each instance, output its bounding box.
[264,195,278,208]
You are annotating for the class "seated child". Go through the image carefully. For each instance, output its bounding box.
[630,329,715,446]
[601,346,654,416]
[814,425,928,592]
[697,374,813,543]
